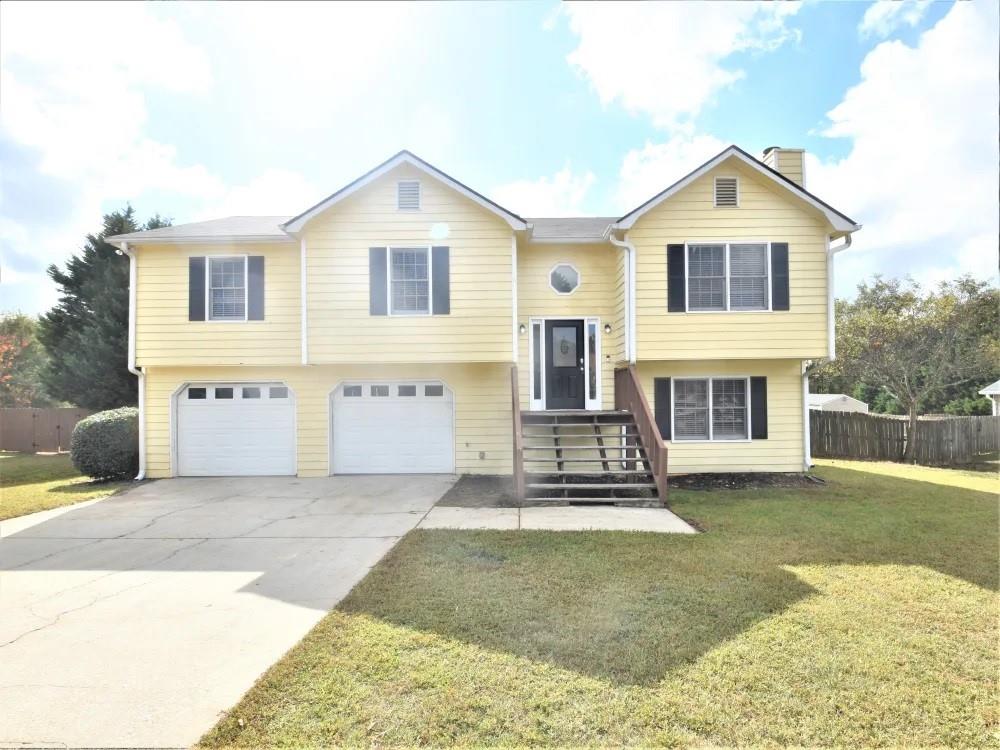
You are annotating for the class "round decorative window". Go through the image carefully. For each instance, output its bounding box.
[549,263,580,294]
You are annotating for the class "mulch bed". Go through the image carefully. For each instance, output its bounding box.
[668,472,825,491]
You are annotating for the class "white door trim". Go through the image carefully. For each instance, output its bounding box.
[527,316,602,411]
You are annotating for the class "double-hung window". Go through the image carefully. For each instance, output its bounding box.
[390,247,430,315]
[673,377,749,441]
[686,243,769,312]
[208,256,247,320]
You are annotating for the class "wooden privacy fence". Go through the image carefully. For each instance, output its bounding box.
[0,408,93,453]
[810,411,1000,465]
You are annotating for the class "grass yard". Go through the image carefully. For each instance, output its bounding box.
[202,459,999,748]
[0,452,126,520]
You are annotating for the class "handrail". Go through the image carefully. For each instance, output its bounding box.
[511,365,525,501]
[615,364,668,504]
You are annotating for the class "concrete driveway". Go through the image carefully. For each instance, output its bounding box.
[0,474,455,749]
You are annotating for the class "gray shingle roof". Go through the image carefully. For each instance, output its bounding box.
[527,217,616,241]
[107,216,293,244]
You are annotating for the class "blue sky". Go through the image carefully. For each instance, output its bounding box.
[1,1,996,314]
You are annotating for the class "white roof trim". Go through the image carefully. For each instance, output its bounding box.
[282,151,528,233]
[109,235,294,247]
[613,146,861,234]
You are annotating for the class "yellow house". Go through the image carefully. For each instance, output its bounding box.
[108,145,860,504]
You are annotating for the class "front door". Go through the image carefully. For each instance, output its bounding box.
[544,320,585,409]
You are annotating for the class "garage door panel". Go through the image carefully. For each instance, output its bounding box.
[177,383,296,476]
[332,382,454,474]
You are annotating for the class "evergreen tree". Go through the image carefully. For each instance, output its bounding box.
[37,207,169,409]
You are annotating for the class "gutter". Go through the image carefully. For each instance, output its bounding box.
[607,230,637,363]
[116,242,146,480]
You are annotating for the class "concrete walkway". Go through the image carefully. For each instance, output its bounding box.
[420,505,696,533]
[0,475,454,749]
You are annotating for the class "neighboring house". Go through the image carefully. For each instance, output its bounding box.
[978,380,1000,416]
[808,393,870,414]
[108,145,860,503]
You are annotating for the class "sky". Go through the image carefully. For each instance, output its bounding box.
[1,0,997,314]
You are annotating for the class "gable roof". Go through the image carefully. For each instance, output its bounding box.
[107,216,293,245]
[613,145,861,234]
[282,150,528,233]
[808,393,868,407]
[978,379,1000,396]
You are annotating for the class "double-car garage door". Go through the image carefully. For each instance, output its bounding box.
[175,380,454,476]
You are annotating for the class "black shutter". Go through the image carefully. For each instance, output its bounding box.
[369,247,387,315]
[247,256,265,320]
[667,244,686,312]
[654,377,672,439]
[189,257,206,321]
[750,376,768,439]
[771,242,789,311]
[432,246,450,315]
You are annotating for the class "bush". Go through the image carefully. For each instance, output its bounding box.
[70,407,139,480]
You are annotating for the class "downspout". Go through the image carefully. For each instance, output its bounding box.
[826,233,852,361]
[802,360,812,471]
[117,242,145,480]
[607,230,636,363]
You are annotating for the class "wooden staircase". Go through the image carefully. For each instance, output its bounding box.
[520,410,660,505]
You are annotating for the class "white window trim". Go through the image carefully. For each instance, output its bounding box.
[683,241,772,314]
[670,376,752,443]
[205,254,249,323]
[386,245,433,316]
[548,262,582,296]
[713,175,740,208]
[397,180,421,211]
[527,316,602,411]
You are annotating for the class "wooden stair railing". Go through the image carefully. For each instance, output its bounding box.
[614,364,668,504]
[511,365,525,501]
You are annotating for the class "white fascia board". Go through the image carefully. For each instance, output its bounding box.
[613,147,861,234]
[110,235,295,246]
[282,151,528,233]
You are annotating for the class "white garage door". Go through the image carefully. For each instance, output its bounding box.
[332,381,454,474]
[176,383,296,476]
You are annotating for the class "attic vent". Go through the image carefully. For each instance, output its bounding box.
[714,177,738,208]
[397,180,420,210]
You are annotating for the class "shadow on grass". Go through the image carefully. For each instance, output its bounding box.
[337,464,998,687]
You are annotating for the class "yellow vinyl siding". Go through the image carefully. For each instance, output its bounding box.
[637,359,804,474]
[515,243,624,409]
[630,160,830,360]
[304,163,514,363]
[134,243,300,366]
[143,363,512,478]
[775,150,805,186]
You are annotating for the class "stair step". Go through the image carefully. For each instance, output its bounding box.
[523,446,647,452]
[525,469,653,476]
[523,457,650,464]
[527,482,657,490]
[522,428,640,436]
[522,419,636,427]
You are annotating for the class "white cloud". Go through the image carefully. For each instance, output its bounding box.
[614,135,728,214]
[809,0,1000,295]
[859,0,930,39]
[563,2,801,130]
[491,167,597,217]
[194,170,322,220]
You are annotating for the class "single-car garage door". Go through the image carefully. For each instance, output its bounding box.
[176,383,296,476]
[332,381,454,474]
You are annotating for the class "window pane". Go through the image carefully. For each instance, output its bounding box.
[188,387,206,400]
[712,379,748,439]
[551,326,577,367]
[343,385,362,397]
[398,385,417,396]
[587,322,597,401]
[209,258,246,320]
[674,380,709,440]
[425,384,444,397]
[390,248,429,313]
[549,264,579,294]
[269,386,288,399]
[370,385,389,397]
[729,244,768,310]
[687,245,726,311]
[215,387,234,399]
[242,387,261,399]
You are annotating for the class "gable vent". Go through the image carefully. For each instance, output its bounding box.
[714,177,738,207]
[397,180,420,210]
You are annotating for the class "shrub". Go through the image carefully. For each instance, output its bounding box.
[70,407,139,480]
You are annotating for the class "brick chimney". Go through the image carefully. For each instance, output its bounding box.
[762,147,805,188]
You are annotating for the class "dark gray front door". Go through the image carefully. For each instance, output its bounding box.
[545,320,585,409]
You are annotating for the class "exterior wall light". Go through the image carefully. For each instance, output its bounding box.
[604,323,612,334]
[519,323,527,335]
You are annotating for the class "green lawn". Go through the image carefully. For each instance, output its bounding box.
[202,460,999,748]
[0,452,126,520]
